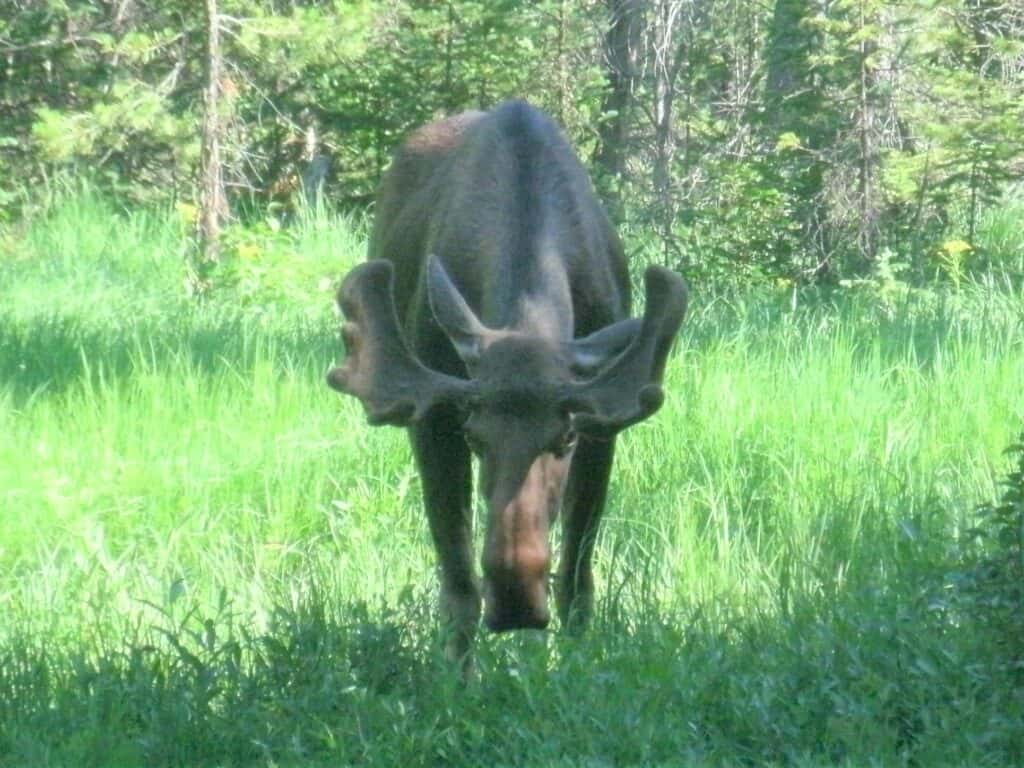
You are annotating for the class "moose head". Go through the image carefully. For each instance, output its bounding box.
[328,255,687,631]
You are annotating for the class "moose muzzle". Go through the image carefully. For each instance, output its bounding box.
[480,451,565,631]
[482,544,551,631]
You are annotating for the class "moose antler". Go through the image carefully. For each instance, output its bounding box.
[569,266,688,438]
[326,260,475,425]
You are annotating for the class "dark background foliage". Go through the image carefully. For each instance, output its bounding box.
[2,0,1022,283]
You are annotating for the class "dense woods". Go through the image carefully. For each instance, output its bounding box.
[2,1,1022,281]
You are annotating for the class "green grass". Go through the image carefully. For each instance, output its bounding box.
[1,191,1023,766]
[964,187,1024,278]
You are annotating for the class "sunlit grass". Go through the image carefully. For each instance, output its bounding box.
[1,190,1022,766]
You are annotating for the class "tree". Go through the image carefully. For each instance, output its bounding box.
[762,0,834,276]
[198,0,226,270]
[2,0,1020,287]
[594,0,644,187]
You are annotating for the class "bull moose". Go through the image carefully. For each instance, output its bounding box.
[327,100,687,668]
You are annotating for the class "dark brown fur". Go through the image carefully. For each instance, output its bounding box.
[328,101,687,668]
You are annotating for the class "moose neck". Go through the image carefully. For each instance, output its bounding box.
[489,233,573,342]
[436,100,589,344]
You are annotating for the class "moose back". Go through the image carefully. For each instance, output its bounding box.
[328,100,687,667]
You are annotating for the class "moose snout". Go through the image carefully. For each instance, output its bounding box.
[480,452,564,632]
[481,548,551,632]
[482,573,551,632]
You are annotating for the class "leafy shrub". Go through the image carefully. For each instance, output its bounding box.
[957,433,1024,670]
[203,204,365,315]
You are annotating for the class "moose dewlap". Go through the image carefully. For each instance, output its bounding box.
[327,99,687,669]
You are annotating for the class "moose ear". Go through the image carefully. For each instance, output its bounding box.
[568,317,642,375]
[426,255,488,366]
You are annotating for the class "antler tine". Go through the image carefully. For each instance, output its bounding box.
[327,260,473,426]
[570,266,688,438]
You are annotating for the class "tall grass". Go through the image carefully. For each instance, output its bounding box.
[1,189,1023,766]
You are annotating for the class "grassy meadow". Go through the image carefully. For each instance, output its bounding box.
[1,191,1023,767]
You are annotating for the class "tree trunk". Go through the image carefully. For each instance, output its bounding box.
[856,0,878,262]
[594,0,643,186]
[649,0,693,265]
[764,0,831,276]
[444,1,455,112]
[198,0,227,269]
[555,0,566,123]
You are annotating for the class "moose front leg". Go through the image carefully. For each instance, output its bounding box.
[410,407,480,674]
[556,436,616,633]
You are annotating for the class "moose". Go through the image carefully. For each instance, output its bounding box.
[328,100,687,667]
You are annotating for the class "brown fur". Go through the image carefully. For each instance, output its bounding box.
[329,101,687,670]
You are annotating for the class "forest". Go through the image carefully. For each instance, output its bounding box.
[1,2,1023,767]
[2,0,1022,283]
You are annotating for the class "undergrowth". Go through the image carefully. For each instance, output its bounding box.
[1,188,1023,766]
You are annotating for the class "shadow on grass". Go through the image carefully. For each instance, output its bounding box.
[5,272,1024,411]
[2,574,1021,768]
[0,304,340,402]
[4,285,1018,407]
[0,590,438,768]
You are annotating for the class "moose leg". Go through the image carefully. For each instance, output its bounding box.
[556,436,616,632]
[410,406,479,671]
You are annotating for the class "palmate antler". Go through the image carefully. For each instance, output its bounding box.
[330,259,687,437]
[567,266,688,438]
[326,260,475,426]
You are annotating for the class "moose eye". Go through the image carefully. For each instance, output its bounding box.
[549,428,578,458]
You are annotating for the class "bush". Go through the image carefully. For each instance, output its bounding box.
[956,433,1024,672]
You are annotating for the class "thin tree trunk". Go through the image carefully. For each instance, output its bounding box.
[652,2,672,200]
[594,0,643,186]
[198,0,227,268]
[856,0,878,262]
[764,0,831,276]
[444,1,455,111]
[651,0,691,265]
[555,0,566,123]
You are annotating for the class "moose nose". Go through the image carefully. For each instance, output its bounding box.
[482,572,551,632]
[484,597,550,632]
